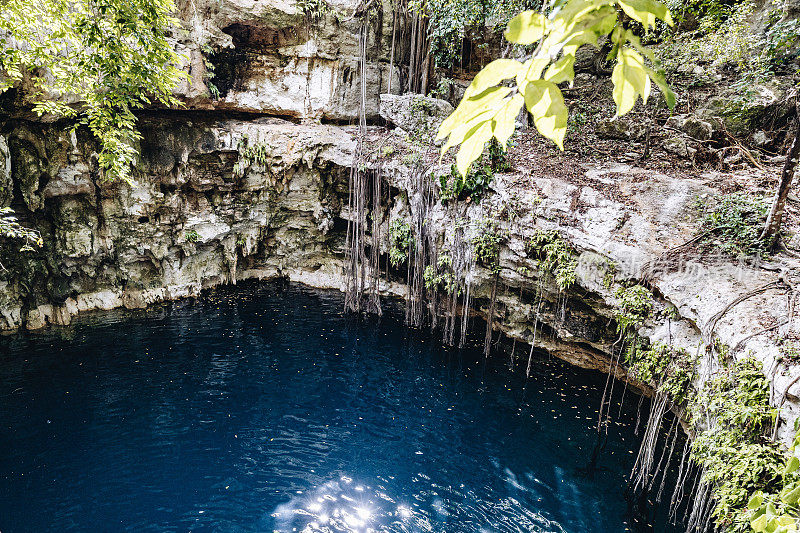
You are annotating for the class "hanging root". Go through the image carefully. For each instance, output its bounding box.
[669,440,692,523]
[344,22,381,315]
[596,333,625,434]
[685,478,715,532]
[525,292,544,377]
[483,273,498,357]
[631,392,669,492]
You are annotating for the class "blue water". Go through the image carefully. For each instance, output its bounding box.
[0,282,676,532]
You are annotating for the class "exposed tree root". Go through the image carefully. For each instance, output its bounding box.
[703,279,789,342]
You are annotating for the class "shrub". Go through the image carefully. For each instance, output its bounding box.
[697,192,770,257]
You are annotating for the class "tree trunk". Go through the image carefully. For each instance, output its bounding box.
[761,101,800,247]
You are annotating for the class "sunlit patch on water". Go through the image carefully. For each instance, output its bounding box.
[267,473,569,533]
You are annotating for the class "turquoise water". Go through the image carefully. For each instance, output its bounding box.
[0,282,679,532]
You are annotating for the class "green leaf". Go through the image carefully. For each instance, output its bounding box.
[463,59,524,99]
[438,86,511,141]
[504,11,547,44]
[524,80,568,149]
[440,108,497,155]
[492,94,524,148]
[544,55,575,85]
[611,47,650,116]
[518,56,550,89]
[617,0,673,29]
[456,121,493,177]
[782,484,800,506]
[750,492,765,510]
[644,66,675,109]
[786,457,800,476]
[753,514,769,532]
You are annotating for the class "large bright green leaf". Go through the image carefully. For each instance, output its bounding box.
[524,80,568,149]
[752,513,768,532]
[617,0,673,28]
[438,86,511,141]
[749,492,765,510]
[544,55,576,85]
[492,94,525,147]
[504,11,547,44]
[440,108,497,155]
[518,57,550,89]
[645,66,676,109]
[781,484,800,506]
[463,59,524,99]
[611,47,650,116]
[786,457,800,476]
[456,121,493,176]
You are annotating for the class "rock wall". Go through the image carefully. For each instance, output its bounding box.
[0,118,359,330]
[173,0,399,120]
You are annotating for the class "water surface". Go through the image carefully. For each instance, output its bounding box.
[0,282,675,532]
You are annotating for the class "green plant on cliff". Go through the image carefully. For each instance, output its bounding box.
[625,341,695,404]
[472,219,504,274]
[389,218,414,267]
[438,163,493,203]
[614,284,653,334]
[526,229,578,290]
[688,356,783,532]
[438,139,510,203]
[185,229,200,243]
[437,0,676,176]
[298,0,332,20]
[697,192,771,257]
[747,426,800,533]
[0,0,185,184]
[424,253,458,293]
[233,138,272,177]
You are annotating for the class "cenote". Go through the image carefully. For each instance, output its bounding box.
[0,282,683,532]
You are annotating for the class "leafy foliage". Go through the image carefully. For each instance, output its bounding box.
[0,0,185,184]
[613,284,653,334]
[689,356,782,531]
[472,219,504,274]
[697,192,771,257]
[625,341,695,404]
[411,0,526,69]
[185,229,200,243]
[526,229,577,290]
[437,0,676,176]
[0,207,42,252]
[748,427,800,533]
[438,139,510,203]
[389,218,414,267]
[233,138,271,177]
[424,253,458,293]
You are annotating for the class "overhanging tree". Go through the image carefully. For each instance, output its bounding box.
[0,0,184,248]
[436,0,676,176]
[0,0,185,183]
